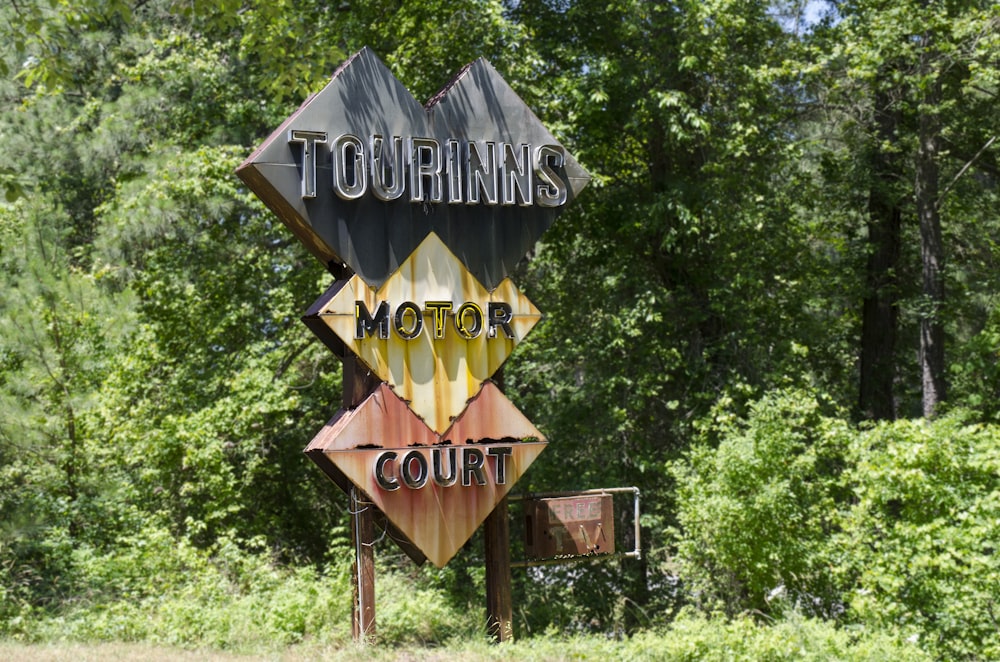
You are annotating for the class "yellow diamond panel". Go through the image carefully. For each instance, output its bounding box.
[316,232,541,432]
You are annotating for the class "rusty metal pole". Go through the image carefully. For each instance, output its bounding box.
[344,354,376,643]
[484,495,514,643]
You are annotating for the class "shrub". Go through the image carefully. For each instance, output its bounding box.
[671,389,1000,660]
[837,413,1000,660]
[670,389,850,616]
[2,527,354,650]
[628,610,930,661]
[376,569,477,645]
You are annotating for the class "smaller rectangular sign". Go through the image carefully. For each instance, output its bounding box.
[524,494,615,559]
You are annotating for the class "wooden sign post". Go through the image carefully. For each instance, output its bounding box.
[485,496,514,642]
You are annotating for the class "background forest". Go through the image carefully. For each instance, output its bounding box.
[1,0,998,659]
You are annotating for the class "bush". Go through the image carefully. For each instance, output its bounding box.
[670,389,850,616]
[1,527,354,650]
[0,523,487,652]
[671,390,1000,660]
[837,413,1000,660]
[376,569,477,645]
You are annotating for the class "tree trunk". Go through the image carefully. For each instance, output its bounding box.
[917,62,946,417]
[859,91,901,421]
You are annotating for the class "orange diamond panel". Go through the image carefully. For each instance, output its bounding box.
[305,381,547,567]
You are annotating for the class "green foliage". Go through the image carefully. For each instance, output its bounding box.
[332,0,536,103]
[234,0,349,104]
[1,527,355,651]
[671,390,851,616]
[950,305,1000,421]
[375,570,477,646]
[2,609,932,660]
[838,413,1000,660]
[624,611,930,662]
[0,201,137,615]
[673,392,1000,659]
[0,524,482,652]
[802,0,1000,417]
[1,0,999,655]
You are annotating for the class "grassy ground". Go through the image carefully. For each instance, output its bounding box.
[0,641,531,662]
[0,628,934,662]
[1,642,409,662]
[0,642,263,662]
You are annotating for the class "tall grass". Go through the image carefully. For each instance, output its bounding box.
[2,527,473,652]
[2,525,929,659]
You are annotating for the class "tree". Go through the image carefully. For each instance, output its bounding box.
[809,0,1000,419]
[500,0,850,630]
[510,0,834,489]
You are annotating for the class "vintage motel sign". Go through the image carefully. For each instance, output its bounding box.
[238,48,589,570]
[302,234,545,565]
[235,46,589,289]
[525,494,616,560]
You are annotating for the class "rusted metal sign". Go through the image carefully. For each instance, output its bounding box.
[306,381,546,567]
[303,232,541,432]
[240,48,589,575]
[524,494,615,560]
[235,47,589,289]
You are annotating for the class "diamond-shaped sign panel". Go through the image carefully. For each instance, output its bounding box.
[235,47,590,289]
[304,232,541,432]
[305,381,547,567]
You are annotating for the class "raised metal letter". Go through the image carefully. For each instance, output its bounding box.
[409,137,443,204]
[454,302,484,340]
[501,143,533,206]
[355,300,390,339]
[369,134,406,201]
[534,145,567,208]
[487,302,515,339]
[487,446,512,484]
[394,301,424,339]
[461,447,487,486]
[466,141,498,205]
[374,451,400,491]
[287,130,328,199]
[431,447,458,487]
[445,139,464,204]
[400,450,429,489]
[332,134,367,200]
[425,301,453,339]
